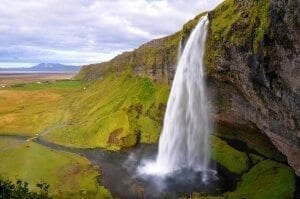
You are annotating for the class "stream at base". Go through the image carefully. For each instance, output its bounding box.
[2,135,300,198]
[33,138,237,198]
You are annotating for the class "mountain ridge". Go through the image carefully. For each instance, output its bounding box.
[0,63,80,72]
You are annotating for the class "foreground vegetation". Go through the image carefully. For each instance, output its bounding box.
[0,137,111,198]
[0,179,50,199]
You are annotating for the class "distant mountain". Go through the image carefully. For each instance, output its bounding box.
[0,63,80,72]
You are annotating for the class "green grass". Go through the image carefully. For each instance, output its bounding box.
[0,71,169,150]
[0,137,112,198]
[227,160,296,199]
[211,136,249,174]
[44,71,169,150]
[0,80,83,137]
[10,80,82,91]
[0,90,64,136]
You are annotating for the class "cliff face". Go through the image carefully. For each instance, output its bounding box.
[77,33,180,83]
[77,0,300,175]
[77,13,206,84]
[205,0,300,175]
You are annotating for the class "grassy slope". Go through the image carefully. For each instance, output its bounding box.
[0,137,112,198]
[44,71,169,150]
[0,73,169,150]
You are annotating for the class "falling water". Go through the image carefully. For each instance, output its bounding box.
[140,15,214,179]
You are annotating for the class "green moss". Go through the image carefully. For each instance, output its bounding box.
[205,0,271,73]
[181,12,207,43]
[249,0,270,52]
[249,153,265,164]
[0,137,112,198]
[215,124,286,161]
[227,160,296,199]
[211,136,249,174]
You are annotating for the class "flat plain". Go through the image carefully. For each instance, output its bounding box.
[0,73,76,86]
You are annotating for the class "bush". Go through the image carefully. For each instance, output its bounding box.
[0,178,50,199]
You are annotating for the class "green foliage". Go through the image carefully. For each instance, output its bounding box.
[227,160,296,199]
[0,178,50,199]
[211,136,249,174]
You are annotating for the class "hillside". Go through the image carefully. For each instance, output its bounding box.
[75,0,300,176]
[0,0,298,197]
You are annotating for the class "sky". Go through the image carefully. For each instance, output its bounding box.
[0,0,223,68]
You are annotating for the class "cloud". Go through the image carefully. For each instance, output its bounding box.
[0,0,223,67]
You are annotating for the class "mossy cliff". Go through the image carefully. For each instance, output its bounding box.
[205,0,300,176]
[76,0,299,176]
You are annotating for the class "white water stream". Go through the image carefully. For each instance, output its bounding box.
[140,16,214,180]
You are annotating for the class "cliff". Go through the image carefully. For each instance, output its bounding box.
[205,0,300,176]
[76,0,300,175]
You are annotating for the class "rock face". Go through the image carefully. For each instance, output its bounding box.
[205,0,300,176]
[77,33,180,84]
[77,0,300,175]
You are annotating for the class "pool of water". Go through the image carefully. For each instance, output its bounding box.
[34,138,238,198]
[2,135,300,198]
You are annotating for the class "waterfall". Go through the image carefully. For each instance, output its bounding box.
[140,15,214,179]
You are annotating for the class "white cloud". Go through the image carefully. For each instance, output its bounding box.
[0,0,223,67]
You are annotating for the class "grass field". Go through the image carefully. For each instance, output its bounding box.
[0,137,112,198]
[0,80,82,136]
[0,73,76,86]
